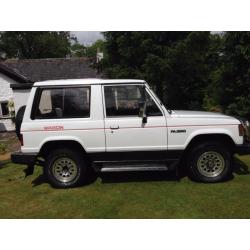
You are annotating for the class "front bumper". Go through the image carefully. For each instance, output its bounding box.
[235,142,250,155]
[11,151,37,165]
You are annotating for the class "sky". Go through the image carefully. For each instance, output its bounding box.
[71,31,104,45]
[71,31,223,46]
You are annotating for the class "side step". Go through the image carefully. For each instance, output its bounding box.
[100,163,168,173]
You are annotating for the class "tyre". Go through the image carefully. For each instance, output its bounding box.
[44,148,87,188]
[187,142,232,183]
[15,105,26,140]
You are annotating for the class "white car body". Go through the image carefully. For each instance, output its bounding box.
[11,78,250,187]
[20,79,242,155]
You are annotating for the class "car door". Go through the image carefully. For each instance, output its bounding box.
[103,84,168,161]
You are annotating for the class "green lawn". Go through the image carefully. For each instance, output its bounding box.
[0,156,250,218]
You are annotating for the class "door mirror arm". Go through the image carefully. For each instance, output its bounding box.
[138,101,147,124]
[142,102,147,124]
[139,86,148,124]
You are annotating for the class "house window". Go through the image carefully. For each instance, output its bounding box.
[0,102,9,117]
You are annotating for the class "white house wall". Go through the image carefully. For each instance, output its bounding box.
[0,73,16,131]
[0,73,14,101]
[13,89,31,114]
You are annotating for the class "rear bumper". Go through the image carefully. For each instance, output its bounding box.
[11,151,37,165]
[235,142,250,155]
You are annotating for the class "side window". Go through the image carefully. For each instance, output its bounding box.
[34,87,90,119]
[145,92,163,116]
[104,85,163,117]
[64,88,90,118]
[104,85,143,117]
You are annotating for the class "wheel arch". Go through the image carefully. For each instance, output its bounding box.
[39,138,87,159]
[181,133,235,164]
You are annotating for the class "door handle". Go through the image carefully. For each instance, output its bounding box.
[110,125,119,130]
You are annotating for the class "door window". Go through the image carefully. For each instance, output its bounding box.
[104,85,162,117]
[104,85,143,117]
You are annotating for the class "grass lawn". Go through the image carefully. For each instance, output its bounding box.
[0,156,250,218]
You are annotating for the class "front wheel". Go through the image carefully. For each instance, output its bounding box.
[187,143,232,183]
[45,148,87,188]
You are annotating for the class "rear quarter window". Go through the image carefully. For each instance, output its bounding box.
[32,86,90,119]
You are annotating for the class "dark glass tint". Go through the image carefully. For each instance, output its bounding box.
[145,92,163,116]
[64,88,90,118]
[104,85,162,117]
[104,85,143,117]
[35,87,90,119]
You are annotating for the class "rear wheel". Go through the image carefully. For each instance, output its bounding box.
[45,148,87,188]
[187,142,232,183]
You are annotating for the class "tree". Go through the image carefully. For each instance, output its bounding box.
[70,42,86,57]
[217,32,250,118]
[102,31,211,110]
[85,39,105,58]
[162,32,211,109]
[0,32,74,59]
[202,33,224,112]
[70,39,105,61]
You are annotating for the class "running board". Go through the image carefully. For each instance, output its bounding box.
[100,163,168,173]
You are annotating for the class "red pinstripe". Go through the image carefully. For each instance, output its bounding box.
[21,124,238,133]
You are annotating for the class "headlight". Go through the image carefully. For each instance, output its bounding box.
[238,119,250,140]
[234,116,250,141]
[245,121,250,140]
[239,124,245,136]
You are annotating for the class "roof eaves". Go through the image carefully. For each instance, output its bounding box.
[0,63,33,84]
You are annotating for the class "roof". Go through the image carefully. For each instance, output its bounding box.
[34,79,145,87]
[0,63,33,88]
[2,57,99,89]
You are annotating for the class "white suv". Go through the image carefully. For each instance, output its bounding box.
[11,79,250,188]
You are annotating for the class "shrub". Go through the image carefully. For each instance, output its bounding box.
[0,143,7,155]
